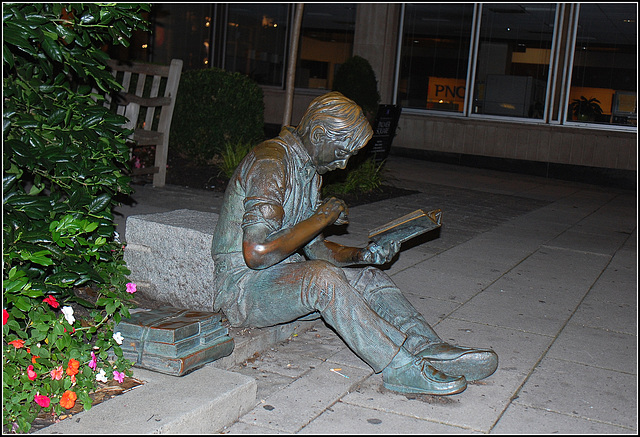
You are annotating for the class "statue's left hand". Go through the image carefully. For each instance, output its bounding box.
[360,239,401,265]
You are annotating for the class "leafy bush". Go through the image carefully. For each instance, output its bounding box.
[3,3,150,432]
[170,68,265,164]
[323,158,386,197]
[218,140,254,180]
[332,55,381,120]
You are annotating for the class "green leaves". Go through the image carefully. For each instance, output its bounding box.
[170,68,265,165]
[3,3,149,432]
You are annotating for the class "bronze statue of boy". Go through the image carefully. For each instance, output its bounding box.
[211,92,497,395]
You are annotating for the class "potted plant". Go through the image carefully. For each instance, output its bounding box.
[569,96,604,121]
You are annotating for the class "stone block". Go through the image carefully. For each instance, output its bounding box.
[124,209,218,312]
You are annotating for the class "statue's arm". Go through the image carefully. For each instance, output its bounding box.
[304,232,401,267]
[242,197,346,270]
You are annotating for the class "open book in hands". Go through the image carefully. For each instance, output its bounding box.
[368,209,442,246]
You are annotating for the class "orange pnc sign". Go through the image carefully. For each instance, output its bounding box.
[427,77,466,108]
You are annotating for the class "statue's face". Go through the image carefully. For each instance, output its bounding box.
[313,137,357,174]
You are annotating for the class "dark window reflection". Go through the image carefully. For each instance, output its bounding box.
[295,4,356,90]
[225,4,289,86]
[398,3,474,112]
[569,3,637,126]
[473,3,556,119]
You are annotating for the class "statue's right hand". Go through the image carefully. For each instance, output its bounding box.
[316,197,348,225]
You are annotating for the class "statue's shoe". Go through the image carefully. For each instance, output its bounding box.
[383,357,467,395]
[417,343,498,382]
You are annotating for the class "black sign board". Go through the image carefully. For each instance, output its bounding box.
[367,104,402,163]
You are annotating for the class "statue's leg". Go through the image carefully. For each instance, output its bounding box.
[229,260,407,373]
[219,260,468,395]
[344,267,498,381]
[344,266,440,354]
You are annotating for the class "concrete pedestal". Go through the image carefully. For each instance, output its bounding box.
[124,209,219,312]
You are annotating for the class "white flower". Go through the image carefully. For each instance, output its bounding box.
[112,331,124,345]
[61,306,75,325]
[96,368,108,383]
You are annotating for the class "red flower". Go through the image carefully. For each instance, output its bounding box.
[43,296,59,308]
[3,309,8,325]
[60,390,77,409]
[8,339,25,349]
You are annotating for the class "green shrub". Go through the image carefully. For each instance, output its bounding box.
[170,68,265,164]
[218,140,254,180]
[3,3,150,432]
[323,158,386,197]
[332,55,381,120]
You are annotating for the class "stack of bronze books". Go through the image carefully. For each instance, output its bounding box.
[115,308,234,376]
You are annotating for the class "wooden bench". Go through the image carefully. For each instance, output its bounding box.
[104,59,183,187]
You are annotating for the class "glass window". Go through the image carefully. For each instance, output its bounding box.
[472,3,556,119]
[146,4,213,70]
[295,4,356,89]
[224,4,289,86]
[568,3,637,127]
[397,3,474,112]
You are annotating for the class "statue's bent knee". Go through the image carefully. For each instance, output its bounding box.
[300,260,349,310]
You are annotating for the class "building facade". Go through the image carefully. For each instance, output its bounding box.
[125,3,637,178]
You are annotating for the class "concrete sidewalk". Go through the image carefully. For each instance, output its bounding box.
[37,157,637,434]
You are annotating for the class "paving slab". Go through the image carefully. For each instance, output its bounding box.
[569,250,638,334]
[299,401,472,434]
[235,361,373,433]
[514,358,637,430]
[493,403,635,434]
[450,247,611,336]
[545,323,637,374]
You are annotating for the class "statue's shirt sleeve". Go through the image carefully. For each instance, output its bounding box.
[241,143,287,234]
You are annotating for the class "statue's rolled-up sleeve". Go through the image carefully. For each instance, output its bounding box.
[242,156,286,234]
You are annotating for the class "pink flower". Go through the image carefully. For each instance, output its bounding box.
[27,365,37,381]
[43,295,59,308]
[34,394,51,408]
[126,282,136,294]
[3,309,8,325]
[113,370,125,383]
[89,351,97,370]
[50,366,64,381]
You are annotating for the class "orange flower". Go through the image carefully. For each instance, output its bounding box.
[59,390,77,409]
[66,359,80,376]
[8,339,25,349]
[32,355,40,364]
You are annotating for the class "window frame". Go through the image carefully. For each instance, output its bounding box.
[394,3,637,133]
